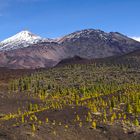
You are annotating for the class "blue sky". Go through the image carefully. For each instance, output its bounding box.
[0,0,140,41]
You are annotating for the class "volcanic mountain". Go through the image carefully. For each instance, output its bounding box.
[0,29,140,69]
[0,30,52,51]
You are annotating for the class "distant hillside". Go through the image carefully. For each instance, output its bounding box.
[57,49,140,69]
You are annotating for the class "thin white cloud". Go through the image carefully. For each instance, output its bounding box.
[131,37,140,42]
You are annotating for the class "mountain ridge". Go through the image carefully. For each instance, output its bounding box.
[1,29,140,52]
[0,29,140,69]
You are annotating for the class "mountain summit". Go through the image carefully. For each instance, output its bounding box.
[0,30,45,51]
[56,29,140,58]
[1,30,41,42]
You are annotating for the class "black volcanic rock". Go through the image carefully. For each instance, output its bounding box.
[57,56,87,66]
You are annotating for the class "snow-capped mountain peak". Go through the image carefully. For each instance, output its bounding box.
[1,30,42,43]
[0,30,43,51]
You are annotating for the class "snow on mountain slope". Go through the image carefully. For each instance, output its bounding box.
[131,37,140,42]
[0,30,51,51]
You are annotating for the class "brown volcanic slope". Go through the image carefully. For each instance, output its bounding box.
[0,42,64,69]
[0,29,140,69]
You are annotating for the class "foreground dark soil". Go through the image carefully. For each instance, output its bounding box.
[0,52,140,140]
